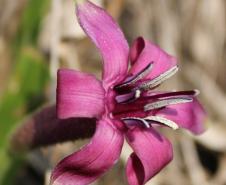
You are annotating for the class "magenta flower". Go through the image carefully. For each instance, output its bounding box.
[51,1,206,185]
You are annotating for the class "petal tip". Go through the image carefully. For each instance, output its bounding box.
[130,37,145,64]
[76,0,100,17]
[75,0,129,86]
[126,128,173,185]
[50,119,123,185]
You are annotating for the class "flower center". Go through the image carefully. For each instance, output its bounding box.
[111,62,198,130]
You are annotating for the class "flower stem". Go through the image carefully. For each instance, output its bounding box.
[9,105,96,154]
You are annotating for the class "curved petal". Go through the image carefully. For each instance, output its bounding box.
[125,127,173,185]
[76,1,129,87]
[51,117,124,185]
[57,69,105,119]
[129,37,177,81]
[155,98,207,134]
[130,37,145,65]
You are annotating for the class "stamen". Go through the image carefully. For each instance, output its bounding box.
[145,116,179,130]
[138,65,178,91]
[115,91,136,103]
[144,97,192,111]
[122,117,150,128]
[115,62,153,89]
[143,89,199,100]
[115,89,141,103]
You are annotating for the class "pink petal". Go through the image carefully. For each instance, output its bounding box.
[155,98,207,134]
[130,37,145,65]
[57,69,105,119]
[129,37,177,80]
[51,117,124,185]
[126,127,173,185]
[76,1,129,87]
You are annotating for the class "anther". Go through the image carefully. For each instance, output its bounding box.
[138,65,178,91]
[144,89,199,100]
[115,62,153,89]
[145,116,179,130]
[115,89,141,104]
[144,97,192,111]
[122,117,150,128]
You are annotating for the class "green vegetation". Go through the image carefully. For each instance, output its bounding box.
[0,0,50,184]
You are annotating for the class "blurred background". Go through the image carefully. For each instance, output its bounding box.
[0,0,226,184]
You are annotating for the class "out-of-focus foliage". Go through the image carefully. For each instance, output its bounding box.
[13,0,49,47]
[0,49,49,147]
[0,0,50,184]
